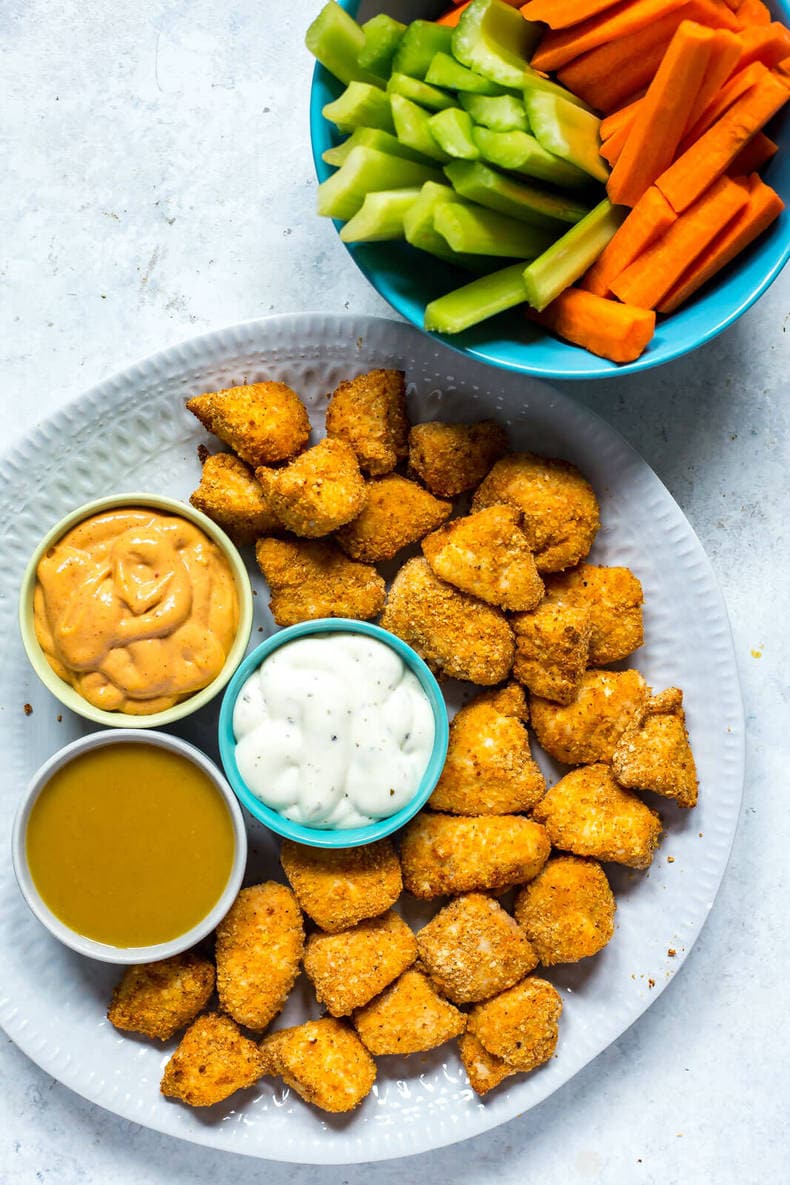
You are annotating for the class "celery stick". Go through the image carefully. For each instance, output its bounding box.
[434,202,556,257]
[444,160,590,227]
[306,2,384,88]
[459,93,529,133]
[523,70,593,113]
[359,14,405,76]
[322,82,394,134]
[521,199,625,310]
[429,109,480,160]
[392,21,453,80]
[524,92,608,184]
[317,147,444,221]
[387,72,457,112]
[452,0,542,89]
[473,126,590,188]
[425,52,507,96]
[424,263,529,334]
[340,188,421,242]
[323,127,434,168]
[402,182,481,267]
[391,94,450,163]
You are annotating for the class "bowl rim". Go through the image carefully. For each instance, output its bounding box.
[18,492,254,729]
[218,618,450,848]
[10,728,248,964]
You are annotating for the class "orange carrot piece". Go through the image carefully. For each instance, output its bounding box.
[681,29,743,134]
[656,72,789,211]
[436,2,472,25]
[582,187,677,295]
[722,0,740,10]
[526,288,656,363]
[611,175,750,306]
[658,173,784,311]
[557,22,676,112]
[735,0,771,25]
[734,22,790,70]
[728,130,778,171]
[682,59,769,142]
[519,0,625,28]
[599,95,645,140]
[600,122,630,165]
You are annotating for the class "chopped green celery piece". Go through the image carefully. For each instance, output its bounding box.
[522,199,625,310]
[359,14,405,76]
[392,21,453,80]
[317,147,444,221]
[323,82,394,133]
[391,94,451,163]
[472,126,589,188]
[425,262,529,334]
[434,202,555,257]
[452,0,542,89]
[340,188,421,242]
[429,109,480,160]
[387,73,456,112]
[523,70,593,113]
[323,127,434,168]
[459,93,529,132]
[306,2,384,88]
[425,52,507,96]
[402,182,481,267]
[524,92,608,184]
[444,160,590,228]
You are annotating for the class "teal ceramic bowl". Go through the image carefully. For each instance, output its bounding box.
[218,619,449,848]
[310,0,790,379]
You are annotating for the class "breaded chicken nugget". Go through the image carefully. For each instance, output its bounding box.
[108,953,215,1041]
[303,910,417,1016]
[458,1032,517,1096]
[471,453,599,573]
[335,474,451,562]
[255,537,386,625]
[468,976,562,1072]
[612,687,698,807]
[186,382,310,466]
[353,968,467,1054]
[408,420,509,498]
[417,893,538,1004]
[544,564,644,665]
[530,668,649,765]
[380,557,514,685]
[215,882,304,1031]
[325,368,409,476]
[255,438,366,537]
[514,856,616,965]
[429,684,546,815]
[189,452,278,546]
[533,764,662,870]
[399,813,550,899]
[259,1018,376,1113]
[160,1013,264,1107]
[421,505,544,612]
[279,838,402,933]
[511,600,591,705]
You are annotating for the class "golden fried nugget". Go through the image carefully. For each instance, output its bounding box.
[429,684,545,815]
[544,564,644,665]
[189,452,278,546]
[408,420,509,498]
[399,813,550,899]
[511,600,592,705]
[259,1018,376,1113]
[107,953,215,1041]
[533,764,662,870]
[255,537,386,626]
[255,438,366,537]
[279,838,402,933]
[612,687,698,807]
[380,557,514,685]
[421,505,544,612]
[186,382,310,466]
[471,453,599,573]
[303,910,417,1016]
[335,474,451,562]
[468,977,562,1072]
[160,1013,264,1107]
[215,882,304,1031]
[417,893,538,1004]
[530,668,649,765]
[458,1032,517,1096]
[325,368,409,476]
[514,855,616,965]
[353,968,467,1054]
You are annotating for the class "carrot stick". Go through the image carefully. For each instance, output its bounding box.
[735,0,771,26]
[436,2,472,24]
[600,121,630,164]
[526,288,656,362]
[556,22,676,112]
[682,60,769,142]
[681,29,743,135]
[611,174,750,306]
[733,22,790,70]
[519,0,626,28]
[728,130,778,171]
[657,174,784,311]
[581,187,677,295]
[600,95,646,140]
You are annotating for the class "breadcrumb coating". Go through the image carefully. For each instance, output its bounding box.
[514,856,616,965]
[380,557,514,685]
[422,505,544,612]
[160,1013,264,1107]
[544,564,644,665]
[189,452,278,546]
[280,838,402,933]
[458,1031,517,1096]
[325,369,409,476]
[303,910,417,1017]
[530,668,649,765]
[260,1018,376,1113]
[107,953,215,1041]
[612,687,698,807]
[255,438,366,537]
[353,968,467,1054]
[468,976,562,1072]
[471,453,599,573]
[215,882,304,1032]
[408,420,509,498]
[533,764,662,870]
[255,537,386,626]
[511,600,592,705]
[186,382,310,466]
[335,474,451,562]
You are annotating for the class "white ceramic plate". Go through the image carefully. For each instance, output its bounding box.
[0,313,744,1164]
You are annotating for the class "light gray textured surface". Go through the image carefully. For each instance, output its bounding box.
[1,1,788,1182]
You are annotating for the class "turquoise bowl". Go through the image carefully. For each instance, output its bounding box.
[309,0,790,379]
[218,619,449,848]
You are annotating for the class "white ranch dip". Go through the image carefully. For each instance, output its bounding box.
[233,633,436,829]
